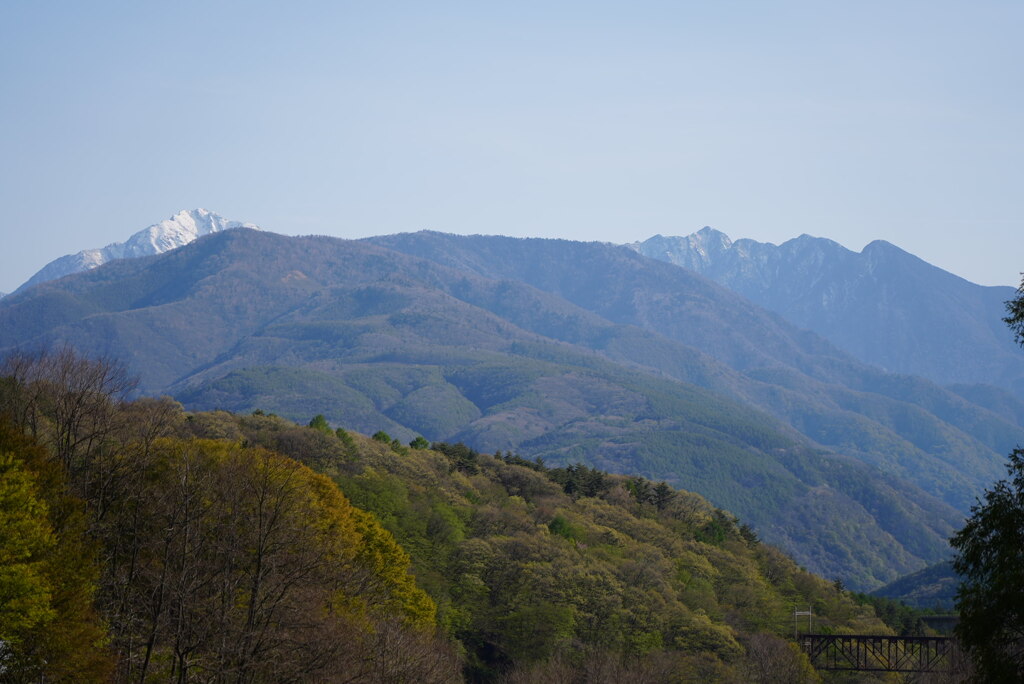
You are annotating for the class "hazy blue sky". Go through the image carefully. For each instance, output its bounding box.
[2,1,1021,293]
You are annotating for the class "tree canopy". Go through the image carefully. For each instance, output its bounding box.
[951,448,1024,679]
[1005,275,1024,348]
[0,348,904,681]
[0,349,458,682]
[947,278,1024,678]
[0,419,112,680]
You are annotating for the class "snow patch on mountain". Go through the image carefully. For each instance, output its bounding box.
[16,209,259,293]
[629,227,1024,396]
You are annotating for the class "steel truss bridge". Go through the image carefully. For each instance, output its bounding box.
[800,634,960,673]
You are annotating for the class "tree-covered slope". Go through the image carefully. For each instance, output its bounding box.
[0,353,458,682]
[1,349,893,682]
[871,562,958,611]
[0,228,1005,588]
[184,407,890,681]
[171,310,955,588]
[367,231,1020,507]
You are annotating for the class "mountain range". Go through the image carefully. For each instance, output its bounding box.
[3,215,1021,590]
[630,229,1024,403]
[14,208,259,294]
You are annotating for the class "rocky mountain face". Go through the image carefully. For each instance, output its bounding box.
[14,208,259,293]
[629,229,1024,402]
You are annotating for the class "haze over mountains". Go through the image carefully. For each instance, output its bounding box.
[631,229,1024,403]
[2,212,1020,590]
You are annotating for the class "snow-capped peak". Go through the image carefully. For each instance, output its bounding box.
[110,209,259,260]
[15,209,260,293]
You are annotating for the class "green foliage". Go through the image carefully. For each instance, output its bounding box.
[738,523,760,546]
[0,449,56,656]
[0,353,458,682]
[950,447,1024,679]
[336,426,355,447]
[347,503,438,629]
[1005,275,1024,348]
[871,561,958,611]
[499,452,546,471]
[850,594,928,636]
[432,441,480,474]
[695,510,740,546]
[3,227,1018,600]
[498,602,575,663]
[176,365,400,439]
[92,437,443,679]
[653,481,675,510]
[225,413,888,680]
[308,413,332,434]
[0,419,111,681]
[0,344,912,680]
[386,383,482,438]
[548,463,610,499]
[166,330,967,590]
[410,435,430,449]
[547,514,580,540]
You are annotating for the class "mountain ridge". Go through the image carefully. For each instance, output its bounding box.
[629,228,1024,398]
[0,227,984,588]
[4,224,1021,589]
[365,232,1018,509]
[15,208,259,293]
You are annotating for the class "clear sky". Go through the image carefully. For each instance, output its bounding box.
[1,1,1021,293]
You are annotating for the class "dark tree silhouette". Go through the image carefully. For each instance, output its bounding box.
[950,448,1024,680]
[1005,275,1024,348]
[950,281,1024,678]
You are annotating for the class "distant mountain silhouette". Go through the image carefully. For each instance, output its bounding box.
[630,229,1024,401]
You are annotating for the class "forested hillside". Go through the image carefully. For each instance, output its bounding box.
[1,228,1012,589]
[367,231,1020,512]
[872,562,958,611]
[0,349,895,682]
[0,350,452,682]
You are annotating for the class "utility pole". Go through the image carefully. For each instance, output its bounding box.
[794,607,813,639]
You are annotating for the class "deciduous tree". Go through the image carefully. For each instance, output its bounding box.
[950,447,1024,680]
[1005,275,1024,348]
[947,276,1024,679]
[0,347,135,476]
[0,420,112,681]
